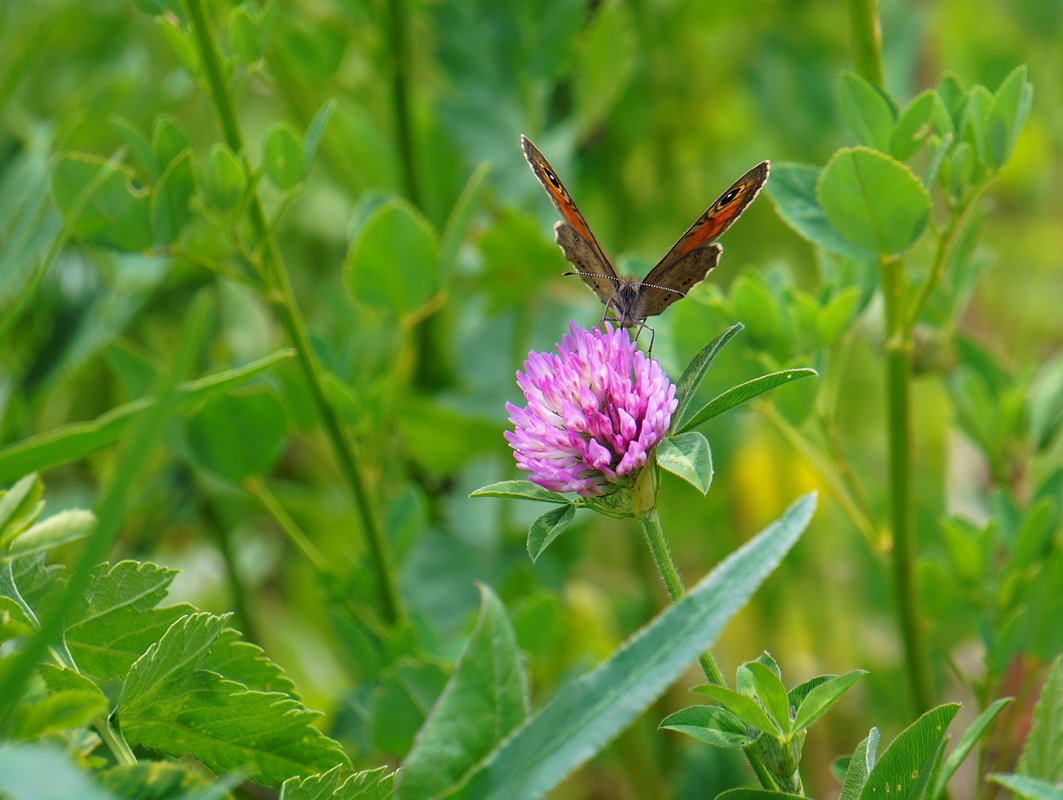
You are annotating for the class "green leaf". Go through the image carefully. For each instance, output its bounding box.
[890,90,937,161]
[262,123,306,191]
[368,660,449,756]
[303,99,337,166]
[989,774,1063,800]
[741,661,792,736]
[0,474,44,546]
[766,163,868,258]
[448,493,816,800]
[837,71,896,152]
[119,612,348,787]
[0,744,118,800]
[959,85,993,168]
[151,115,191,174]
[51,154,153,252]
[694,682,779,735]
[656,432,713,494]
[791,669,866,731]
[399,586,527,800]
[858,704,959,800]
[468,481,570,505]
[526,505,576,562]
[6,509,94,561]
[1018,656,1063,782]
[673,324,744,427]
[10,688,108,740]
[816,286,861,346]
[659,705,755,748]
[572,0,636,136]
[716,791,808,800]
[201,144,246,212]
[228,5,261,63]
[440,162,490,280]
[151,149,195,246]
[344,199,439,318]
[99,761,222,800]
[185,390,287,483]
[0,595,34,643]
[283,765,398,800]
[840,729,879,800]
[986,64,1033,170]
[0,350,294,483]
[678,369,818,433]
[933,697,1012,797]
[817,147,931,257]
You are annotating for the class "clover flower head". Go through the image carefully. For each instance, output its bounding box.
[504,323,678,497]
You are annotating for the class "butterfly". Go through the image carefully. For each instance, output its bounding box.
[521,135,768,345]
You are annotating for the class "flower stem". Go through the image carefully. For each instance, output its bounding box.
[881,256,933,713]
[184,0,403,625]
[848,0,884,87]
[637,509,781,790]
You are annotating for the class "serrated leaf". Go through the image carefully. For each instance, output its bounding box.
[468,481,569,505]
[766,163,867,257]
[283,765,398,800]
[6,509,95,560]
[673,324,744,426]
[526,505,576,561]
[262,123,305,191]
[818,147,930,258]
[678,369,818,433]
[0,350,294,483]
[447,493,816,800]
[838,71,897,152]
[989,774,1063,800]
[694,682,779,735]
[1018,656,1063,782]
[933,697,1012,797]
[659,705,755,748]
[120,613,347,787]
[791,669,866,731]
[656,432,712,494]
[858,705,958,800]
[399,586,527,800]
[841,729,879,800]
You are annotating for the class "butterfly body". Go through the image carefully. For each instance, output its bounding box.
[521,135,768,337]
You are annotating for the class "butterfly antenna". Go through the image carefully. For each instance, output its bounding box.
[562,271,685,297]
[562,270,625,284]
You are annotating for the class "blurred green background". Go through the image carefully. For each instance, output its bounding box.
[1,0,1060,796]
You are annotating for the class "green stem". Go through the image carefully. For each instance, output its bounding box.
[184,0,403,625]
[848,0,884,87]
[95,715,137,766]
[881,257,933,713]
[385,0,420,207]
[636,509,781,790]
[246,477,330,575]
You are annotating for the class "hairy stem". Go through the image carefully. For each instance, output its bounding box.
[184,0,403,624]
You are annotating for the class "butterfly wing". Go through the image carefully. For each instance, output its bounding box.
[633,243,722,318]
[642,160,769,290]
[521,135,620,304]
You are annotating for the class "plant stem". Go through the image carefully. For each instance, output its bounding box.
[636,509,781,791]
[848,0,884,87]
[246,477,330,574]
[881,256,933,713]
[184,0,403,624]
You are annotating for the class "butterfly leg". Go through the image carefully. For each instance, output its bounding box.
[631,319,656,354]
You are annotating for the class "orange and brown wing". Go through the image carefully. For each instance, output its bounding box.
[643,160,769,288]
[634,244,722,319]
[521,135,619,299]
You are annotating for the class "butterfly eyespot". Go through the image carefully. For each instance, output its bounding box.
[719,187,742,206]
[543,168,562,189]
